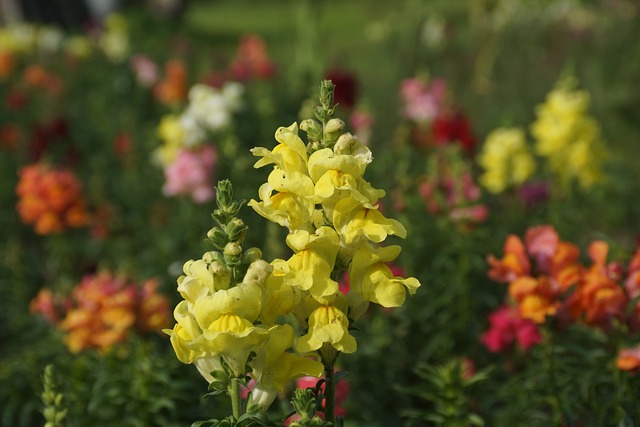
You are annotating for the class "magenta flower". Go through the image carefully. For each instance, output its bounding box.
[162,145,217,203]
[481,305,541,353]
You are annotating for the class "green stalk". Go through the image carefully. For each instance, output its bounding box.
[319,343,339,425]
[542,327,569,426]
[323,363,336,425]
[230,378,242,420]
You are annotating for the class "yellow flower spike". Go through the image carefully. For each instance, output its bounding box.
[530,80,604,189]
[333,197,407,244]
[349,244,421,307]
[192,283,262,329]
[284,227,341,299]
[477,127,536,194]
[296,305,356,354]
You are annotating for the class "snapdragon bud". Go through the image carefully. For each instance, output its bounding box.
[202,250,224,264]
[226,218,248,242]
[300,119,322,142]
[324,118,345,134]
[216,180,233,207]
[207,227,228,248]
[333,132,358,154]
[209,260,231,290]
[224,241,242,257]
[242,247,263,264]
[242,260,273,285]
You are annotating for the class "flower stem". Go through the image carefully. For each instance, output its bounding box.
[542,327,569,425]
[323,363,336,425]
[230,377,242,420]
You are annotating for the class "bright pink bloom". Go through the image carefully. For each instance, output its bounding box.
[130,54,160,88]
[30,289,59,323]
[240,379,256,399]
[400,78,447,124]
[449,204,489,223]
[525,225,559,274]
[481,305,541,353]
[162,145,217,203]
[349,109,374,146]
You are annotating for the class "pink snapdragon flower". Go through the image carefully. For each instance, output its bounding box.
[400,77,447,123]
[481,305,542,353]
[130,54,159,88]
[162,145,217,203]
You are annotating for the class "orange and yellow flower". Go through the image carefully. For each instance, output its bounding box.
[16,163,88,235]
[31,272,170,353]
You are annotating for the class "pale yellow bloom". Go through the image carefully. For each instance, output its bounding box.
[296,304,356,354]
[477,127,536,194]
[530,82,604,189]
[248,324,323,411]
[349,244,420,307]
[282,227,341,299]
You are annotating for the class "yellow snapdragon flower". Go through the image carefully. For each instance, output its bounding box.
[349,244,420,307]
[248,324,324,411]
[477,127,536,194]
[297,304,356,354]
[530,80,604,189]
[154,114,184,166]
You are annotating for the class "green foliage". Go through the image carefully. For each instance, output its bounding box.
[2,0,640,426]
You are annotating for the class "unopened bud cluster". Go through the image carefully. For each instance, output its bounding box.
[41,365,67,427]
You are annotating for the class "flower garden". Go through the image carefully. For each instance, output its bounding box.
[2,0,640,426]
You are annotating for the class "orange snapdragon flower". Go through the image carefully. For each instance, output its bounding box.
[0,51,16,80]
[565,241,627,328]
[488,225,584,324]
[487,235,530,282]
[33,272,171,353]
[16,163,88,234]
[22,64,64,96]
[509,276,559,323]
[153,59,187,106]
[617,346,640,373]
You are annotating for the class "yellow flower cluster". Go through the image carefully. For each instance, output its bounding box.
[164,83,421,416]
[164,181,324,412]
[477,127,536,194]
[530,82,603,188]
[249,119,421,357]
